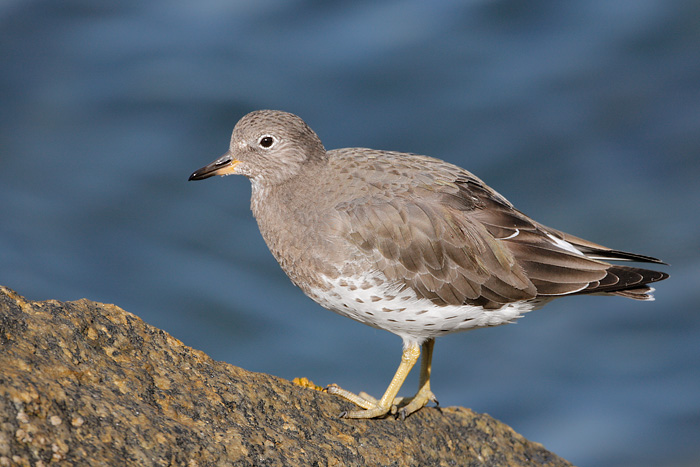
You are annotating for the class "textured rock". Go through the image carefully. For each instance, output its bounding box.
[0,286,572,466]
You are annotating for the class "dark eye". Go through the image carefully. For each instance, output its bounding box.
[259,136,274,148]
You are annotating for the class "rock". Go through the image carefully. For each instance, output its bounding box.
[0,286,572,466]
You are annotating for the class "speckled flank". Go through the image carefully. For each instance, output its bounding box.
[308,272,536,345]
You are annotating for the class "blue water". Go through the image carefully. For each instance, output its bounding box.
[2,1,699,465]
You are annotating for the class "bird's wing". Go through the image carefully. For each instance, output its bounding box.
[336,172,621,308]
[444,175,667,300]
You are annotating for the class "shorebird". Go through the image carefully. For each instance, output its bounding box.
[189,110,668,419]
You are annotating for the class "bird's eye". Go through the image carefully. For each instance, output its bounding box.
[258,135,275,148]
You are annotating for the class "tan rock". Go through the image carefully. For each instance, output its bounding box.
[0,286,572,466]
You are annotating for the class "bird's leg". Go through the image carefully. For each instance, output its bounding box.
[326,342,421,419]
[395,338,438,419]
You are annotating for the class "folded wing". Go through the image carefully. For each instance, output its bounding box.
[338,172,668,308]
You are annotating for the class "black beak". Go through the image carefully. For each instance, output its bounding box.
[188,152,238,181]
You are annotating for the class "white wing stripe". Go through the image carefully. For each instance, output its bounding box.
[546,233,585,256]
[501,228,520,240]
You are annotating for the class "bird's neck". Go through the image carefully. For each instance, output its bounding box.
[249,168,343,288]
[250,175,315,255]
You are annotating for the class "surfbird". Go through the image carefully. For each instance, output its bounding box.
[189,110,669,419]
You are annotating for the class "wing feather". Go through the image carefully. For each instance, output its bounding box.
[332,154,667,308]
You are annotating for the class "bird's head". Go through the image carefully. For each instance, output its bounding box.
[189,110,326,187]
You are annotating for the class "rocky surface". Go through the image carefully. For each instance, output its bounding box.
[0,286,573,466]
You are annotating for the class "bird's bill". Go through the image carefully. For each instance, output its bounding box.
[188,152,240,181]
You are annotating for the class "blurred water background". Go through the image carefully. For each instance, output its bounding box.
[2,1,699,465]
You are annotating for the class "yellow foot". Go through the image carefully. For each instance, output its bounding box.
[325,384,395,418]
[324,341,436,419]
[394,386,439,420]
[325,384,438,419]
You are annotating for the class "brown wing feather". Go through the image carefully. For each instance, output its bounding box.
[453,176,668,300]
[339,184,537,308]
[335,155,667,308]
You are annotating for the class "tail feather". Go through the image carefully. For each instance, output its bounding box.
[576,265,669,300]
[612,287,657,301]
[547,230,669,300]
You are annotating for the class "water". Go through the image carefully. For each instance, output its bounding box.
[2,1,699,465]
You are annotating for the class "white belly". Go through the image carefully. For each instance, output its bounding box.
[306,271,540,346]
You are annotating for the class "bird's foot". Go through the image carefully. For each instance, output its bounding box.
[325,384,437,419]
[325,384,395,419]
[393,386,438,420]
[324,342,426,419]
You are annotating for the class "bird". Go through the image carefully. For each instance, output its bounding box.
[189,109,668,419]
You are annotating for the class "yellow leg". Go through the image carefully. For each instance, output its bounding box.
[396,338,438,419]
[326,342,421,419]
